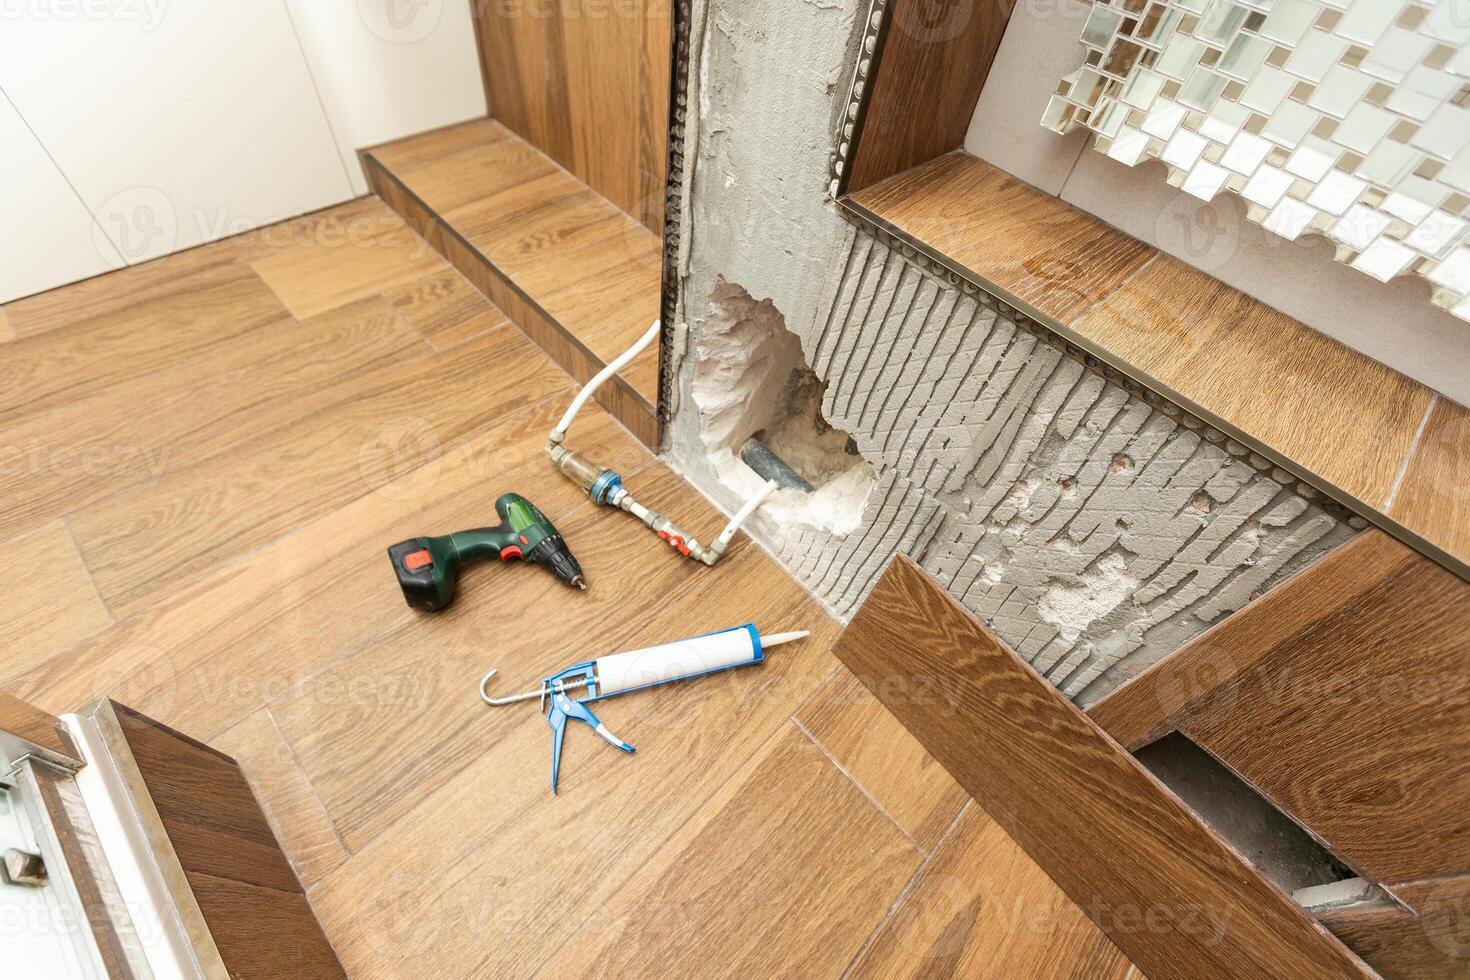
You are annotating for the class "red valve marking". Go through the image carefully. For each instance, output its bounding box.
[657,530,690,556]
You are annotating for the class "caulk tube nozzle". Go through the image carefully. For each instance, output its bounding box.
[758,630,810,649]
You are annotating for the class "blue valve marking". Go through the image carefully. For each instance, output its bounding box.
[588,469,623,505]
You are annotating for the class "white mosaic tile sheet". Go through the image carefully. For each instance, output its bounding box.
[1044,0,1470,323]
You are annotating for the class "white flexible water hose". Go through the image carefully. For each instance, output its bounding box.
[715,478,779,549]
[551,319,661,441]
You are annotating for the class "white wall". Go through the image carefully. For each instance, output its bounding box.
[0,0,486,303]
[284,0,488,196]
[964,1,1470,407]
[0,92,122,301]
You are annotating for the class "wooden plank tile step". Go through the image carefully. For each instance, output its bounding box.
[363,118,660,447]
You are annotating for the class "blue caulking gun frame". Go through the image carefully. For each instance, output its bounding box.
[480,624,809,793]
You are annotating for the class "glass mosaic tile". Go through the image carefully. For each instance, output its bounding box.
[1046,0,1470,322]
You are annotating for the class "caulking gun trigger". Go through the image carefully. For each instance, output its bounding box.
[546,689,635,795]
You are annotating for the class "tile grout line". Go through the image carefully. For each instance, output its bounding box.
[524,716,802,980]
[839,799,973,980]
[59,515,116,626]
[1384,392,1436,511]
[787,661,844,720]
[790,715,923,855]
[6,384,580,699]
[262,704,354,864]
[251,447,666,729]
[380,294,441,354]
[520,604,840,976]
[254,457,666,746]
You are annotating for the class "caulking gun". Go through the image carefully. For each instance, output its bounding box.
[479,624,809,793]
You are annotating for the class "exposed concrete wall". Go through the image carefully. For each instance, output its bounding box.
[666,0,1358,703]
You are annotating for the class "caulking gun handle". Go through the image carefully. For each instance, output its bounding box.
[547,691,634,795]
[548,698,568,795]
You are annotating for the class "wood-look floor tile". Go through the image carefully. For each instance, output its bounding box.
[540,723,922,979]
[395,134,559,215]
[365,119,510,178]
[1,241,237,340]
[304,558,838,979]
[1390,396,1470,567]
[543,242,658,338]
[0,262,287,422]
[0,521,112,680]
[368,123,662,441]
[849,805,1134,979]
[442,174,603,250]
[251,203,446,319]
[383,267,510,351]
[851,152,1155,325]
[506,217,653,300]
[66,326,568,618]
[270,463,781,850]
[796,665,969,853]
[0,297,426,543]
[7,397,649,740]
[0,309,14,342]
[1076,252,1432,509]
[211,708,348,888]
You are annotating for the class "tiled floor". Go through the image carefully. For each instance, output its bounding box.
[0,202,1133,978]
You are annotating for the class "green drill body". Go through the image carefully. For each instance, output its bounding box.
[389,493,585,611]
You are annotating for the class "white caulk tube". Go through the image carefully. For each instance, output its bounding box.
[593,625,809,697]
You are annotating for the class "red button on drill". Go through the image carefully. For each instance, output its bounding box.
[500,545,524,561]
[403,549,433,571]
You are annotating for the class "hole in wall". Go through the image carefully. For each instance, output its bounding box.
[690,280,875,535]
[1135,733,1354,897]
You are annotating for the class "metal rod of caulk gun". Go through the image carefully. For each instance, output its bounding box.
[477,629,811,707]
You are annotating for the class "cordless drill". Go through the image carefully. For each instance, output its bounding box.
[388,493,586,612]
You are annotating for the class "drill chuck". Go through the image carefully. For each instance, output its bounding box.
[530,533,586,591]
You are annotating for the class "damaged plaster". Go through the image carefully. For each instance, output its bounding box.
[665,0,1357,703]
[689,280,874,536]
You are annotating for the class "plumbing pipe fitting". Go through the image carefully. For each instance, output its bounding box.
[547,319,777,567]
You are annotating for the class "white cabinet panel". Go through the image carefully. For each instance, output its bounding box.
[0,93,121,304]
[0,1,354,266]
[285,0,488,194]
